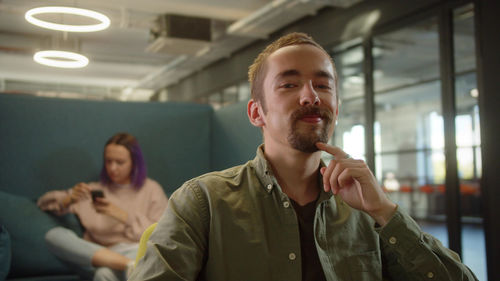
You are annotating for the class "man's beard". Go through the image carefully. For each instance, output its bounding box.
[287,105,333,153]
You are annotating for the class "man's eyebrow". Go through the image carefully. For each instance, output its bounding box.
[275,69,300,80]
[274,69,334,80]
[315,70,334,80]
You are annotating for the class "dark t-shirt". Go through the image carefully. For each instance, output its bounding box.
[290,198,327,281]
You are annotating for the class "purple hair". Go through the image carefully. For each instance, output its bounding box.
[100,133,147,188]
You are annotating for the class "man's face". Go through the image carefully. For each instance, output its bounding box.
[258,44,338,153]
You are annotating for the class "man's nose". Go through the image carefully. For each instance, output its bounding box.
[299,81,320,106]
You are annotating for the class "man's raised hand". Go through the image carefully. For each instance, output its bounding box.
[316,142,397,226]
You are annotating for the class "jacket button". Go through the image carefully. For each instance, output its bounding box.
[426,272,434,279]
[283,201,290,208]
[288,253,296,260]
[389,237,397,244]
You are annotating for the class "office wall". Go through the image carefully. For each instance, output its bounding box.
[0,93,212,198]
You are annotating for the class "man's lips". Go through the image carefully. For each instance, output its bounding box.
[300,114,322,123]
[291,105,333,125]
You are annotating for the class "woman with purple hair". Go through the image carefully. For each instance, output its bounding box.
[37,132,168,281]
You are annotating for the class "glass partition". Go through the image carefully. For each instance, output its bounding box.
[373,18,445,230]
[325,43,365,163]
[454,4,486,280]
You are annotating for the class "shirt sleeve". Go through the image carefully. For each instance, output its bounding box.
[123,181,169,241]
[37,189,72,216]
[377,208,478,281]
[129,180,209,281]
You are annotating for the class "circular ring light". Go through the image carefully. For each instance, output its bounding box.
[25,6,110,32]
[34,50,89,68]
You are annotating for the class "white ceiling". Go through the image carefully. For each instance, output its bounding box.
[0,0,359,101]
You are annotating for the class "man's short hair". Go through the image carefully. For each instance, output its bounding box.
[248,32,337,111]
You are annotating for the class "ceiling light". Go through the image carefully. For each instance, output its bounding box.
[25,6,110,32]
[34,50,89,68]
[470,88,479,98]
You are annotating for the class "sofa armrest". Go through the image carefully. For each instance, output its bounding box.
[0,191,83,279]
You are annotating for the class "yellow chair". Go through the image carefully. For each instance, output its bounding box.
[135,222,157,266]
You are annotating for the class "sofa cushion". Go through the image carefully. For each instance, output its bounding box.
[0,191,83,278]
[0,224,11,280]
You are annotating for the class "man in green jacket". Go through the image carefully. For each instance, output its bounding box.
[130,32,477,281]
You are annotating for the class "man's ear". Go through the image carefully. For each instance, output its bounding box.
[247,99,265,127]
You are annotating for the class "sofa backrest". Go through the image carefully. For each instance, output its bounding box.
[0,93,213,198]
[211,100,262,171]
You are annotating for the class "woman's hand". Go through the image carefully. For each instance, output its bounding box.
[93,197,129,224]
[62,183,91,208]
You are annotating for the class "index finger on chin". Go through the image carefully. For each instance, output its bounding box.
[315,142,349,159]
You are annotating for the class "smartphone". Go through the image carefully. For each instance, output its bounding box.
[91,190,105,202]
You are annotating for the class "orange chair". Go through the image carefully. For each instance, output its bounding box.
[400,185,413,193]
[435,184,479,196]
[419,185,434,194]
[460,184,479,196]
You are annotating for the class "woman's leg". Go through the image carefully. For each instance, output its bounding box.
[91,248,132,270]
[45,227,132,280]
[93,244,138,281]
[93,267,123,281]
[45,227,101,270]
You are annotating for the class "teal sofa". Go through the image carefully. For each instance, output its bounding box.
[0,191,84,281]
[0,93,260,280]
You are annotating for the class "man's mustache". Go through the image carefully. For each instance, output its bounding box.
[290,105,333,123]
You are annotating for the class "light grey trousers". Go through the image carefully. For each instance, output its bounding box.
[45,227,138,281]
